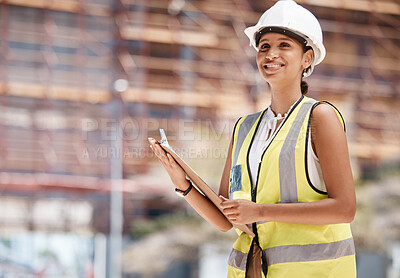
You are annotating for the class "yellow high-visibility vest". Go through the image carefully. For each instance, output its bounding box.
[227,96,356,278]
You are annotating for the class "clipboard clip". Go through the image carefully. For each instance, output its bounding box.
[158,129,169,145]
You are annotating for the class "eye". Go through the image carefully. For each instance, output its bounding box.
[280,42,291,47]
[259,43,270,51]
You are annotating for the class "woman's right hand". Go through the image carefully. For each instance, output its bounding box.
[148,138,189,190]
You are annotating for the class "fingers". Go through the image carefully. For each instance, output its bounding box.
[148,138,169,164]
[166,152,174,164]
[219,197,245,223]
[148,138,181,176]
[148,138,160,155]
[224,210,239,218]
[166,153,179,168]
[219,196,238,216]
[167,152,173,162]
[147,138,187,188]
[224,210,239,223]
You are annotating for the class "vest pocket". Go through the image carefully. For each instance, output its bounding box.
[230,164,242,195]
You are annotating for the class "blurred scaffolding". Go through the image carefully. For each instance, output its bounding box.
[0,0,399,277]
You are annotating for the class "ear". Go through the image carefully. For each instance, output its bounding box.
[303,49,313,69]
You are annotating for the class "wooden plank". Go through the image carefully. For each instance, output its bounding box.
[5,159,47,172]
[131,55,247,82]
[308,77,396,96]
[321,20,400,40]
[8,49,111,70]
[4,0,82,13]
[354,115,400,132]
[121,87,252,110]
[349,142,400,160]
[2,0,111,16]
[122,87,213,107]
[324,53,400,72]
[120,25,220,48]
[8,28,112,52]
[127,10,234,35]
[0,82,110,103]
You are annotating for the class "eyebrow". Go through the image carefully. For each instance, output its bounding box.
[259,37,294,44]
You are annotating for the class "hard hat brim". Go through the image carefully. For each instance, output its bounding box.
[254,26,308,48]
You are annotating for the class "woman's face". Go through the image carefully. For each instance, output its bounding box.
[256,32,313,84]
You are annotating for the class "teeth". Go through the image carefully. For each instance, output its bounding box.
[265,64,282,68]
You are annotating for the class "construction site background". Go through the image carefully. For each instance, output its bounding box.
[0,0,399,277]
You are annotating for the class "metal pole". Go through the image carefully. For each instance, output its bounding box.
[109,0,129,275]
[109,86,125,278]
[94,233,107,278]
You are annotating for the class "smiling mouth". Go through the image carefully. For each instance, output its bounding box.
[263,64,284,69]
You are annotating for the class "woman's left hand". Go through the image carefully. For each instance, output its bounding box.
[219,196,260,225]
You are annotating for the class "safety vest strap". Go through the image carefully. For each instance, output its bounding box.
[279,100,316,203]
[232,111,263,167]
[263,237,355,266]
[311,101,346,131]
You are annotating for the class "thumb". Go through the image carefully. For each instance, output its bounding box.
[219,195,229,202]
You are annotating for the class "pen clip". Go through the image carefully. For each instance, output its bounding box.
[158,129,168,145]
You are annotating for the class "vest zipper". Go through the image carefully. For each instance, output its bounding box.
[252,162,262,201]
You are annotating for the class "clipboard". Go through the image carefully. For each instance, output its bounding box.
[157,129,255,237]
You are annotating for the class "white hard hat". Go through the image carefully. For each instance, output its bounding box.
[244,0,326,78]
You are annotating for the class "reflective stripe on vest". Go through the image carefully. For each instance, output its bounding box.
[264,237,355,266]
[227,96,356,278]
[229,237,355,268]
[279,100,314,203]
[228,248,248,271]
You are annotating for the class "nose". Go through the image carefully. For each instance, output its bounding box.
[265,47,279,60]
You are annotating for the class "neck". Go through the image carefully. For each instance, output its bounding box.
[269,81,303,116]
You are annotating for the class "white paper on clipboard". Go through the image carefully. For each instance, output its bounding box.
[158,129,255,237]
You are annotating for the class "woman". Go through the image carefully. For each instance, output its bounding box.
[149,1,356,277]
